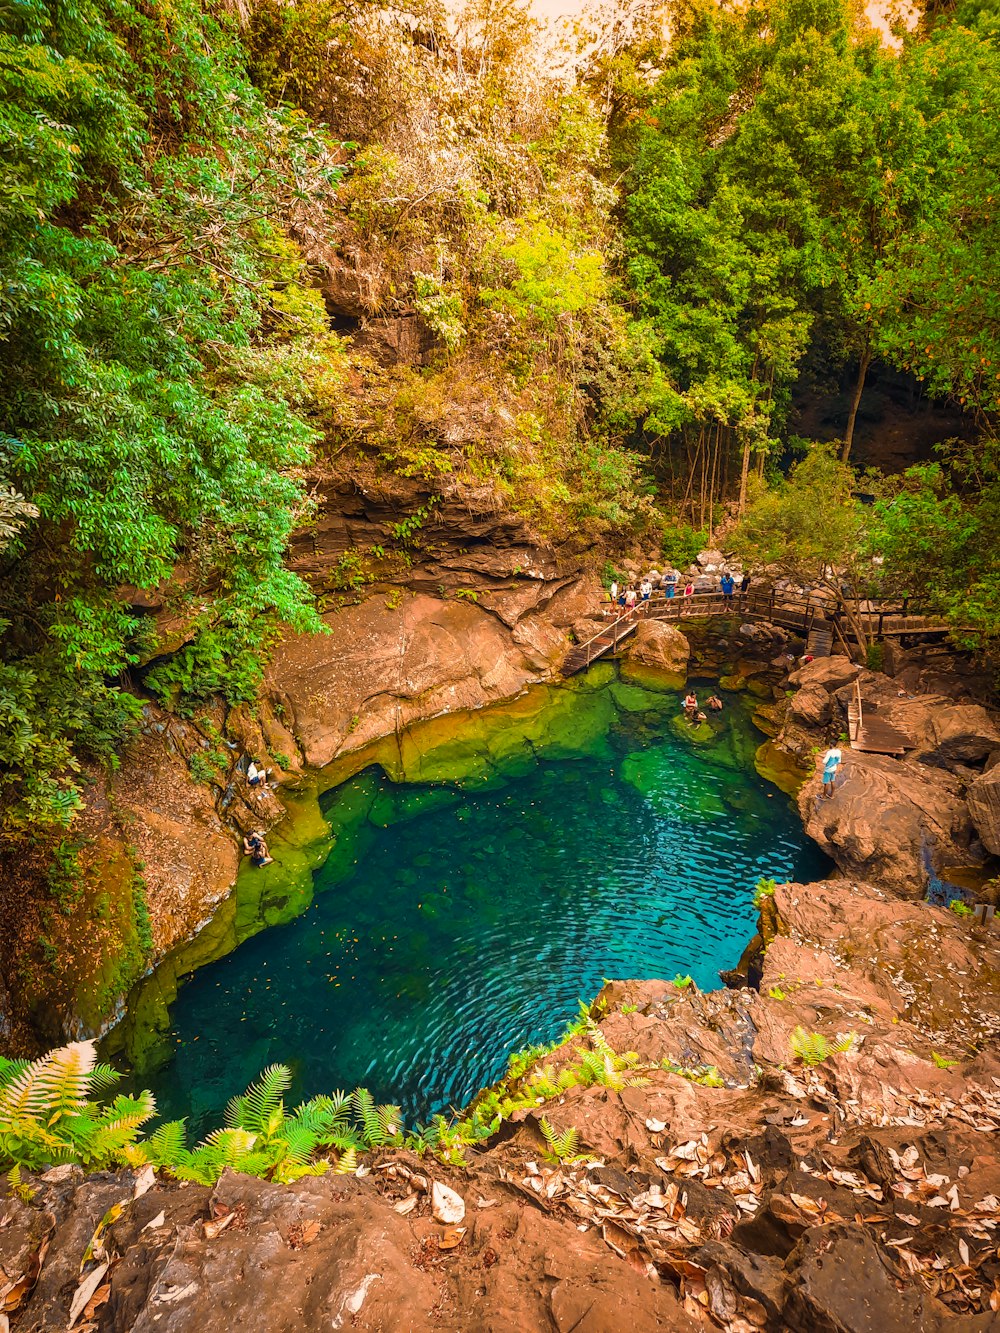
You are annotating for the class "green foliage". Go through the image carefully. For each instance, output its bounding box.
[539,1117,590,1164]
[948,898,974,918]
[0,0,337,840]
[662,1058,724,1087]
[413,271,466,352]
[46,839,85,915]
[790,1026,856,1066]
[0,1042,152,1171]
[0,1044,403,1185]
[931,1050,958,1069]
[671,974,694,990]
[865,642,885,673]
[753,878,778,908]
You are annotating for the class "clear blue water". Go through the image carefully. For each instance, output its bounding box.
[144,678,828,1133]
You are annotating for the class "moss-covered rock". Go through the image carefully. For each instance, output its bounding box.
[754,740,812,796]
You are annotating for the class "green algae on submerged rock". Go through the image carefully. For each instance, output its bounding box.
[669,712,716,745]
[617,659,686,691]
[755,739,812,796]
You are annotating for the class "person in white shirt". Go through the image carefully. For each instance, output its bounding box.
[640,578,652,603]
[247,760,270,796]
[821,746,843,798]
[609,580,618,606]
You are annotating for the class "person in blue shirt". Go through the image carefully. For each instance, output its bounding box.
[821,746,843,798]
[720,572,735,600]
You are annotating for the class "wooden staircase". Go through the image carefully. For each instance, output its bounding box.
[847,679,913,755]
[805,620,833,658]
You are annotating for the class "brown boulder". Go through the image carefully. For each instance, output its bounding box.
[266,593,563,769]
[926,704,1000,765]
[623,620,690,677]
[786,683,831,728]
[797,750,978,898]
[968,764,1000,855]
[787,655,860,692]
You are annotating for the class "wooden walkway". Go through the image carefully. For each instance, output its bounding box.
[560,588,951,679]
[847,679,913,755]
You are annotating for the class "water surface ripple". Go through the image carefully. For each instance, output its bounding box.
[147,681,827,1130]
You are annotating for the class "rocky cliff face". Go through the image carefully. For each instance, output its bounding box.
[3,881,998,1332]
[0,478,612,1051]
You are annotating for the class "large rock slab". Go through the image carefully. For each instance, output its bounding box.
[622,620,690,685]
[797,750,979,898]
[967,764,1000,855]
[787,655,861,692]
[267,593,564,769]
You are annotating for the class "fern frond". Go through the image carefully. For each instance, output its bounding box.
[790,1027,832,1066]
[351,1088,386,1146]
[87,1063,122,1096]
[0,1042,97,1123]
[0,1059,32,1093]
[277,1121,320,1166]
[334,1146,358,1174]
[145,1119,189,1167]
[238,1066,292,1137]
[223,1095,245,1129]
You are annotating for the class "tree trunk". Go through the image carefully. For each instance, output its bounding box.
[840,345,872,463]
[737,438,752,515]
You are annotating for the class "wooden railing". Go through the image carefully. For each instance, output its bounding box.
[563,587,948,675]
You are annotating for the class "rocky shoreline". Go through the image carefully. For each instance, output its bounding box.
[2,877,998,1331]
[2,534,1000,1326]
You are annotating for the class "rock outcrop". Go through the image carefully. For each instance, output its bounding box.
[797,751,978,899]
[3,881,998,1332]
[765,655,999,899]
[968,764,1000,856]
[620,620,691,689]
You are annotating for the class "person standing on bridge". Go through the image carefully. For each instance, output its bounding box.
[609,579,618,608]
[821,745,843,798]
[625,585,638,614]
[720,571,735,602]
[640,577,653,608]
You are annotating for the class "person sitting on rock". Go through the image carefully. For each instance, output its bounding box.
[707,694,724,711]
[244,831,273,867]
[683,691,699,720]
[821,745,843,799]
[247,759,270,792]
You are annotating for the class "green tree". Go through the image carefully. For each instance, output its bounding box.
[0,0,341,838]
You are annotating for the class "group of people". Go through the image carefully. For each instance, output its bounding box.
[683,690,724,725]
[244,758,275,867]
[607,568,750,616]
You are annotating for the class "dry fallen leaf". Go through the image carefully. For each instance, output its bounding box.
[68,1262,110,1330]
[203,1212,236,1241]
[394,1196,417,1216]
[132,1165,156,1200]
[300,1221,321,1246]
[141,1211,166,1233]
[437,1227,466,1251]
[84,1281,111,1321]
[476,1198,498,1209]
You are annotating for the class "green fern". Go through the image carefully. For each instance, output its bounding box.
[539,1116,591,1164]
[790,1027,856,1066]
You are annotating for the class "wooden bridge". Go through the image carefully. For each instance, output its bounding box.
[559,588,951,679]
